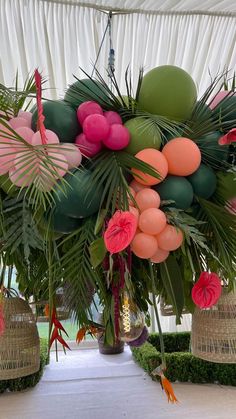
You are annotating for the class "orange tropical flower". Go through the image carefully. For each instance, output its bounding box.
[160,374,178,404]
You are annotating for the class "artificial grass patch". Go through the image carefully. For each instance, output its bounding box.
[131,332,236,386]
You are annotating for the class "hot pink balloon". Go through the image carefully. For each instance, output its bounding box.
[209,91,234,110]
[83,114,110,143]
[60,143,82,169]
[18,110,32,126]
[77,101,103,126]
[9,117,29,129]
[104,111,122,125]
[75,133,102,157]
[15,127,34,145]
[103,124,130,150]
[31,129,60,146]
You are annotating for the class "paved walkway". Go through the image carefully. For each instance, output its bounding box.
[1,347,236,419]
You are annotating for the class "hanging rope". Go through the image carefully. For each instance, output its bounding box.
[91,11,113,78]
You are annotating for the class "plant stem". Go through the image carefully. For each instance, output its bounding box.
[149,260,166,368]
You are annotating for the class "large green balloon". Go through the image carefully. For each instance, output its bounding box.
[124,117,161,154]
[196,131,229,167]
[187,164,217,199]
[64,78,108,108]
[54,169,103,218]
[138,65,197,121]
[32,100,81,142]
[154,175,194,210]
[50,210,82,234]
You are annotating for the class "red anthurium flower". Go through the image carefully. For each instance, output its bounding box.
[218,128,236,145]
[192,272,222,309]
[104,210,138,254]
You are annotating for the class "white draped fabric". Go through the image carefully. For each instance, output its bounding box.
[0,0,235,99]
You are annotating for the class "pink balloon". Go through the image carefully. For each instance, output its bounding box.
[209,91,234,110]
[104,111,122,125]
[31,130,60,146]
[9,117,28,129]
[0,148,16,175]
[83,114,110,143]
[18,110,32,126]
[9,168,32,187]
[44,152,68,179]
[77,101,103,126]
[60,143,82,169]
[11,151,38,186]
[75,133,102,157]
[15,127,34,145]
[103,124,130,150]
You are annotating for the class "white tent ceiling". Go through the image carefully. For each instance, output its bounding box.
[47,0,236,14]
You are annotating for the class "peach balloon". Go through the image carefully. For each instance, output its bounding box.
[131,232,158,259]
[156,224,184,251]
[150,247,169,263]
[132,148,168,185]
[139,208,167,235]
[129,206,139,220]
[136,188,161,212]
[162,137,201,176]
[130,179,148,192]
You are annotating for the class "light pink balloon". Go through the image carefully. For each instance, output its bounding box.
[75,133,102,157]
[18,110,32,126]
[9,117,29,129]
[83,114,110,143]
[10,151,37,186]
[15,127,34,145]
[43,151,68,179]
[104,111,122,125]
[77,101,103,126]
[31,130,60,146]
[209,91,234,110]
[0,149,16,174]
[103,124,130,150]
[60,143,82,169]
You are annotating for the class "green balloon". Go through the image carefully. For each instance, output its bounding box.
[154,175,194,210]
[124,117,161,154]
[32,100,81,142]
[187,164,217,199]
[138,65,197,121]
[196,131,229,167]
[50,210,82,234]
[64,78,108,108]
[54,169,103,218]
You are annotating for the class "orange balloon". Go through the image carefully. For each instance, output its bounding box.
[150,247,169,263]
[117,186,136,208]
[139,208,167,235]
[136,188,161,212]
[156,224,184,251]
[129,206,140,220]
[132,148,168,185]
[162,137,201,176]
[131,232,158,259]
[130,179,148,192]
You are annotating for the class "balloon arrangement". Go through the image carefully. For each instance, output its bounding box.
[0,66,236,390]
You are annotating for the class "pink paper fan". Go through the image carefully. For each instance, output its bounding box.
[104,211,138,254]
[192,272,222,309]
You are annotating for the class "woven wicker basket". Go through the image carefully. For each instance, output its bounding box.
[0,297,40,379]
[191,289,236,363]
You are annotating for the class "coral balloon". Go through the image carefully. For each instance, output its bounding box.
[77,101,103,125]
[131,233,158,259]
[104,111,122,125]
[157,225,183,251]
[132,149,168,185]
[83,114,110,143]
[150,247,169,263]
[135,188,160,211]
[15,127,34,145]
[139,208,166,235]
[103,124,130,150]
[60,143,82,169]
[130,179,148,192]
[9,117,29,129]
[75,133,102,157]
[162,137,201,176]
[31,129,60,145]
